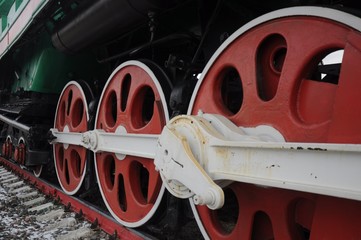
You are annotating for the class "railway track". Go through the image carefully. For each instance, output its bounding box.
[0,158,153,240]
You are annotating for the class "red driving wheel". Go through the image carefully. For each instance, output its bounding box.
[14,140,26,165]
[2,137,12,159]
[53,81,91,195]
[189,7,361,239]
[95,61,169,227]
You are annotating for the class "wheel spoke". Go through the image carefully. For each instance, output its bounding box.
[142,159,162,203]
[67,146,86,180]
[111,159,127,212]
[134,100,165,134]
[126,74,160,131]
[69,96,86,130]
[122,160,142,215]
[55,89,69,130]
[64,89,73,129]
[328,32,361,142]
[62,147,69,174]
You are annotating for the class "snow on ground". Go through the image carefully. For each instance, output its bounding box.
[0,184,51,239]
[0,181,107,240]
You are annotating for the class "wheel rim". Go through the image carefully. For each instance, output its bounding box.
[53,81,90,195]
[33,165,43,178]
[94,60,169,227]
[188,7,361,239]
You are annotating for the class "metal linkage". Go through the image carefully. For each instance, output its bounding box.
[51,126,224,210]
[50,112,361,210]
[0,114,30,132]
[155,122,225,210]
[156,113,361,209]
[50,129,158,160]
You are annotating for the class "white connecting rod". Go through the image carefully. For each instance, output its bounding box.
[155,114,361,209]
[50,113,361,209]
[50,129,158,159]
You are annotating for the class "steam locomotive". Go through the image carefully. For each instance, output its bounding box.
[1,0,361,239]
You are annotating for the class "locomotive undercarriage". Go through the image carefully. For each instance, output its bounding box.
[0,91,56,176]
[0,0,361,239]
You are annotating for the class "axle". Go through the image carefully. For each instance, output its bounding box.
[50,113,361,209]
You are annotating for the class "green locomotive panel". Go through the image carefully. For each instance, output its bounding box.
[11,32,102,94]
